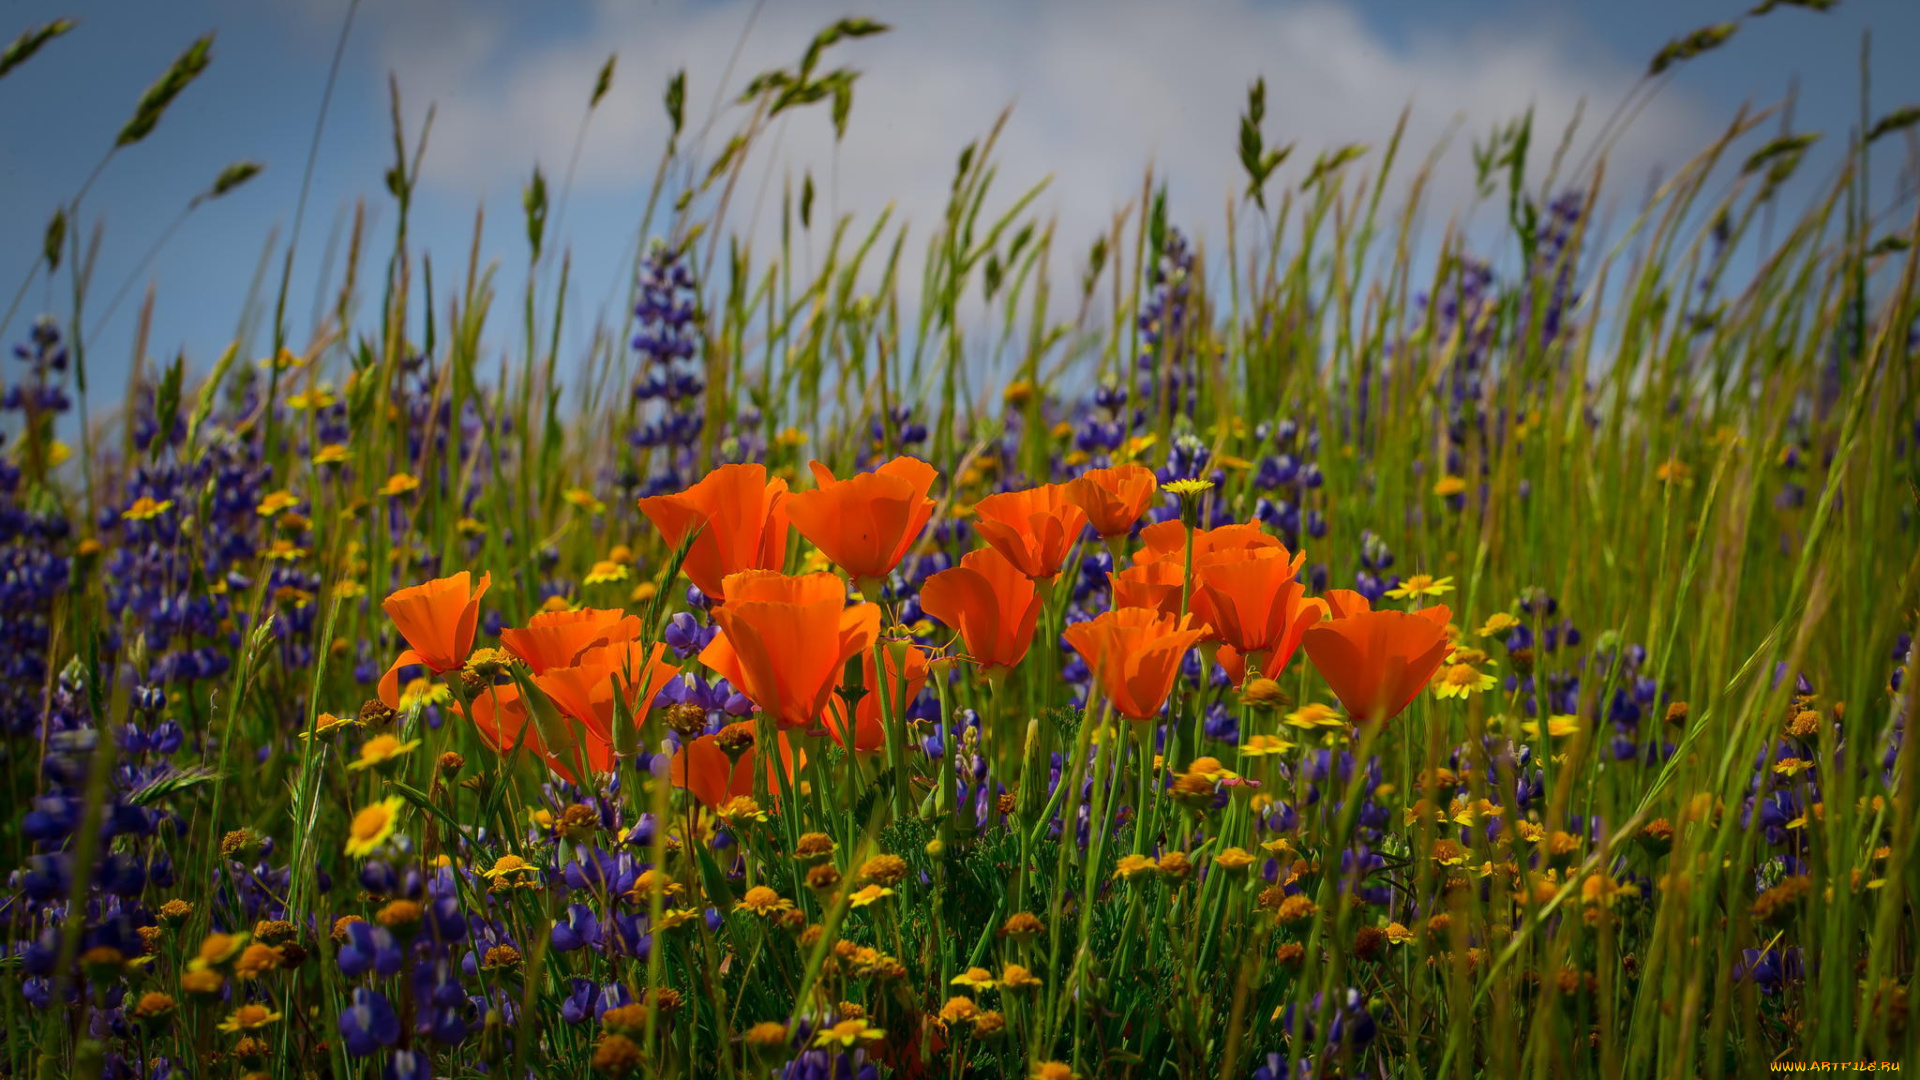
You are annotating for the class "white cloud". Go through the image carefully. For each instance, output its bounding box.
[346,0,1716,356]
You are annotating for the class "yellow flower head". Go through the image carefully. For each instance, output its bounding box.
[256,490,299,517]
[314,443,350,465]
[950,967,996,992]
[814,1018,885,1048]
[1163,478,1214,499]
[584,560,629,585]
[1113,854,1158,880]
[122,497,175,522]
[1284,703,1346,730]
[1478,612,1521,638]
[564,488,607,515]
[848,884,895,908]
[735,886,793,917]
[1519,715,1580,739]
[378,473,420,498]
[345,797,405,857]
[1433,474,1469,498]
[347,734,421,772]
[217,1004,283,1033]
[1386,574,1454,600]
[1239,734,1294,757]
[482,854,541,880]
[298,712,361,741]
[1000,963,1043,990]
[1433,662,1497,700]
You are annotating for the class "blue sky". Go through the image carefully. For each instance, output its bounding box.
[2,0,1915,403]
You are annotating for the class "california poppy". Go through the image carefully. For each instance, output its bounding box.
[466,683,612,785]
[636,464,790,602]
[1300,603,1452,724]
[532,641,681,744]
[786,457,938,587]
[1133,520,1281,568]
[1061,608,1211,720]
[918,547,1040,671]
[971,484,1089,581]
[828,639,931,753]
[1107,560,1188,620]
[379,571,491,709]
[669,720,803,809]
[499,607,641,674]
[1321,588,1376,620]
[1063,464,1158,539]
[1192,547,1327,681]
[700,570,881,729]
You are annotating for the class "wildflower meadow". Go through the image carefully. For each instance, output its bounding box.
[3,6,1919,1079]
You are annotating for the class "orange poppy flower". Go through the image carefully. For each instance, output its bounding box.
[1217,644,1247,687]
[1301,603,1453,724]
[1107,560,1188,620]
[1321,588,1376,620]
[1063,464,1158,539]
[918,547,1041,671]
[466,683,612,785]
[498,607,642,674]
[636,464,790,602]
[1133,520,1282,567]
[378,571,491,709]
[786,457,938,586]
[972,484,1089,581]
[1192,548,1327,681]
[669,720,804,809]
[532,641,681,744]
[827,640,931,753]
[1060,608,1211,720]
[699,571,881,729]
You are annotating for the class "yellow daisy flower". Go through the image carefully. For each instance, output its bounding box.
[378,473,420,497]
[346,734,421,772]
[1386,574,1454,600]
[298,712,360,741]
[584,560,629,585]
[1433,662,1497,699]
[344,797,405,857]
[122,497,174,522]
[313,443,350,465]
[848,884,895,908]
[255,490,299,517]
[1238,734,1295,757]
[1284,703,1346,729]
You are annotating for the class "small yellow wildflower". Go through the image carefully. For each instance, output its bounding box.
[1000,964,1043,990]
[122,497,174,522]
[1478,612,1521,638]
[1284,703,1346,729]
[1519,715,1581,739]
[950,967,996,992]
[814,1018,885,1048]
[629,582,658,604]
[482,854,541,881]
[1113,854,1158,880]
[313,443,350,465]
[1238,734,1294,757]
[216,1004,283,1033]
[346,734,421,772]
[378,473,420,497]
[1386,574,1454,600]
[735,887,793,917]
[1433,475,1468,498]
[1164,478,1214,498]
[255,491,299,517]
[1383,922,1416,945]
[1655,458,1692,484]
[848,884,895,908]
[584,560,629,585]
[344,797,405,856]
[1433,662,1497,699]
[563,488,606,514]
[298,712,360,741]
